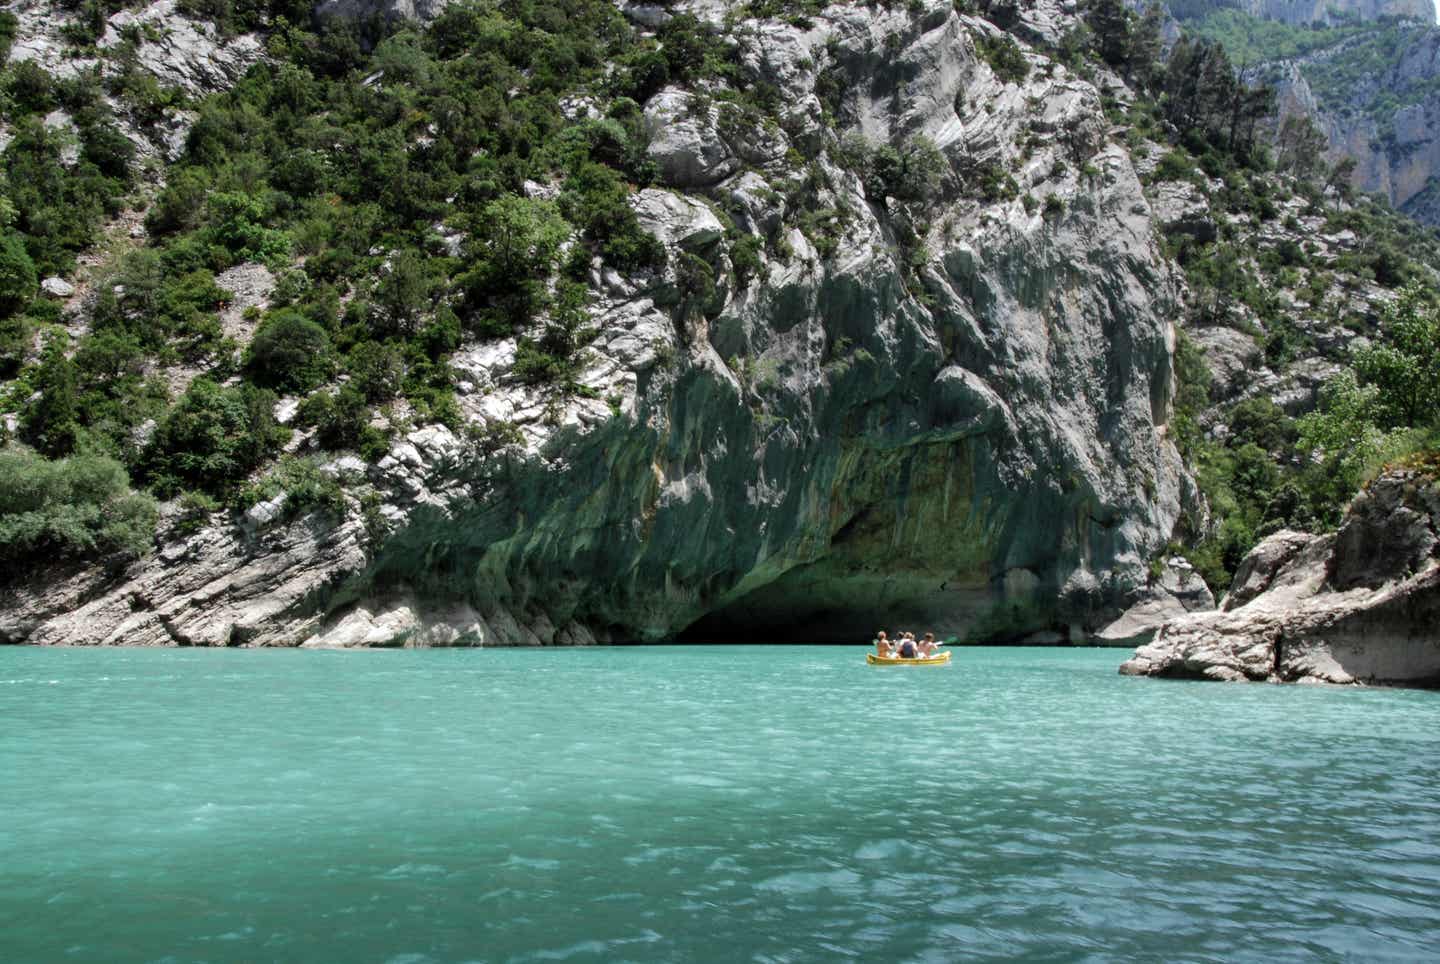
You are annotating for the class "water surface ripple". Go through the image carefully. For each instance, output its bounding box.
[2,646,1438,962]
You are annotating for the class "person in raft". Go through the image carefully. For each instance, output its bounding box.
[897,633,919,659]
[918,633,938,657]
[873,632,895,658]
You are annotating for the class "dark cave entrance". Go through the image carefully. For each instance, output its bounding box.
[675,605,881,644]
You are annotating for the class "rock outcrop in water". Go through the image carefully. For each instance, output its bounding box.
[1119,469,1440,686]
[0,0,1190,646]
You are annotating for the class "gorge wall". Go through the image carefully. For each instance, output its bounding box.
[1232,0,1432,26]
[0,0,1190,645]
[1273,34,1440,227]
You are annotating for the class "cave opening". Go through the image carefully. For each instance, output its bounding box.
[675,605,883,644]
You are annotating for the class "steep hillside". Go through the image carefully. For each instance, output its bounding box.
[1176,3,1440,226]
[0,0,1436,647]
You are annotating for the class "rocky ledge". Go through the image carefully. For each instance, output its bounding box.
[1120,470,1440,687]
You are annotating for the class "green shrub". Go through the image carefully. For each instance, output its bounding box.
[0,312,32,377]
[4,60,56,116]
[78,115,135,181]
[417,308,462,359]
[561,163,666,274]
[0,447,158,569]
[21,332,81,458]
[977,34,1029,86]
[297,384,380,453]
[513,339,566,384]
[142,379,288,497]
[203,192,290,265]
[237,455,347,520]
[175,489,221,535]
[0,11,19,63]
[347,341,406,402]
[244,309,333,393]
[730,234,764,284]
[460,196,569,332]
[1169,330,1211,459]
[859,136,947,205]
[1352,282,1440,430]
[0,230,38,317]
[371,249,436,336]
[1296,370,1389,513]
[1154,150,1198,183]
[1226,397,1296,453]
[145,169,210,236]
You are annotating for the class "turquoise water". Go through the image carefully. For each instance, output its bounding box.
[2,646,1439,962]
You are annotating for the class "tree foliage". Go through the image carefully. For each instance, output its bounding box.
[0,228,37,317]
[21,332,81,458]
[141,379,288,497]
[0,447,158,569]
[1352,283,1440,431]
[245,309,334,393]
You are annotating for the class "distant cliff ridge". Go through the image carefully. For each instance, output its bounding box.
[1175,0,1440,226]
[1232,0,1432,25]
[1273,48,1440,227]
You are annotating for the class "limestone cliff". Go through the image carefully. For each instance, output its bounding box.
[1120,469,1440,685]
[0,0,1190,645]
[1272,37,1440,226]
[1173,0,1440,227]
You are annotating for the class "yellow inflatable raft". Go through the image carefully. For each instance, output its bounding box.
[866,651,951,666]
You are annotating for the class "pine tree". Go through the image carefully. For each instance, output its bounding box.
[23,332,80,457]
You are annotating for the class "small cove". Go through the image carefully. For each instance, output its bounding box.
[2,645,1438,961]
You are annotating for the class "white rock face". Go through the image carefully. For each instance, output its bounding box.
[1189,326,1262,402]
[215,263,275,344]
[630,189,725,249]
[643,88,741,188]
[245,495,289,531]
[100,1,263,97]
[1095,557,1216,647]
[12,0,261,93]
[0,510,369,647]
[1120,472,1440,687]
[6,0,265,163]
[314,0,453,20]
[39,277,75,299]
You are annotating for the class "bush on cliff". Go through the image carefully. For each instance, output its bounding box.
[1352,282,1440,431]
[0,447,158,568]
[0,228,37,318]
[141,378,288,497]
[21,332,81,459]
[244,310,334,394]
